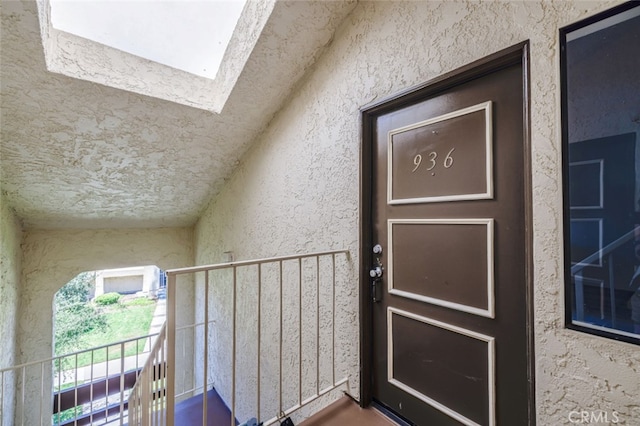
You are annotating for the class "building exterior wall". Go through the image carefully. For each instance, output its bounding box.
[103,275,143,294]
[95,265,161,297]
[0,193,23,425]
[194,1,639,424]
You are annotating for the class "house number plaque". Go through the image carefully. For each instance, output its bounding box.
[387,101,493,204]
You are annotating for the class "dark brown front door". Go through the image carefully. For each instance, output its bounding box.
[361,44,533,426]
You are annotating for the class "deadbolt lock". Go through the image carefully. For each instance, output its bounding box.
[369,266,383,278]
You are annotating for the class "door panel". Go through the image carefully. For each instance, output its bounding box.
[388,308,493,426]
[388,102,492,204]
[388,219,493,317]
[365,47,532,426]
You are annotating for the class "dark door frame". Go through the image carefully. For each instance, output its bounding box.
[358,41,535,424]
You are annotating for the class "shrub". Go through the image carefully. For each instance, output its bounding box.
[94,292,121,306]
[55,303,107,359]
[54,272,107,357]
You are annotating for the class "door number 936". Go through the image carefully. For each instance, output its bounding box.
[411,147,455,173]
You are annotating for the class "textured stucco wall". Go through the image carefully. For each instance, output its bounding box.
[36,0,276,113]
[19,227,194,364]
[0,193,23,425]
[13,227,193,424]
[195,1,639,424]
[2,0,357,229]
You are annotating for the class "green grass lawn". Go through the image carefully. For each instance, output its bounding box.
[58,298,158,368]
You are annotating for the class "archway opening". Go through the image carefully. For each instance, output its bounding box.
[52,266,166,424]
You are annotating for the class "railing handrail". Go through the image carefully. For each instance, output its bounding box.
[2,331,160,425]
[165,249,349,275]
[161,249,350,426]
[0,331,160,374]
[127,249,351,426]
[128,316,169,425]
[139,323,166,372]
[571,228,636,275]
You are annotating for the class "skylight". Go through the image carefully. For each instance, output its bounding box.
[50,0,247,80]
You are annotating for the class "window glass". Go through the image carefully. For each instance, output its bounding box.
[561,3,640,344]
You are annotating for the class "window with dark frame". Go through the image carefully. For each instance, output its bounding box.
[561,2,640,345]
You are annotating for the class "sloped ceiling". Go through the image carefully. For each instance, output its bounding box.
[0,0,357,229]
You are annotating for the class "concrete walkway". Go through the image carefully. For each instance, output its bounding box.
[148,297,166,339]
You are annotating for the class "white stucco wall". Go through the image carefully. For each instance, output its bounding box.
[195,1,639,424]
[0,197,22,370]
[14,227,194,424]
[0,194,23,426]
[95,265,161,297]
[19,227,194,364]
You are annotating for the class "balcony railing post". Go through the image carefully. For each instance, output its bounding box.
[298,258,303,406]
[21,365,25,426]
[278,260,283,418]
[120,341,125,425]
[89,351,94,425]
[39,362,44,426]
[332,253,336,386]
[74,353,78,424]
[203,270,209,426]
[166,272,176,426]
[316,255,320,396]
[257,263,262,422]
[105,348,109,423]
[231,266,237,426]
[141,369,150,425]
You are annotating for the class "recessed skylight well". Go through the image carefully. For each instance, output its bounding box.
[50,0,247,80]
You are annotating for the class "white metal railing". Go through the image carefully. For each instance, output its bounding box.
[0,333,157,426]
[127,323,167,426]
[128,249,350,426]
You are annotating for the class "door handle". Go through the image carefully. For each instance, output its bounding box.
[372,279,381,303]
[370,266,383,303]
[371,243,384,302]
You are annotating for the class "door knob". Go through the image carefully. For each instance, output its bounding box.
[369,266,383,278]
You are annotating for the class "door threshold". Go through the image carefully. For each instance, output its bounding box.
[372,400,416,426]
